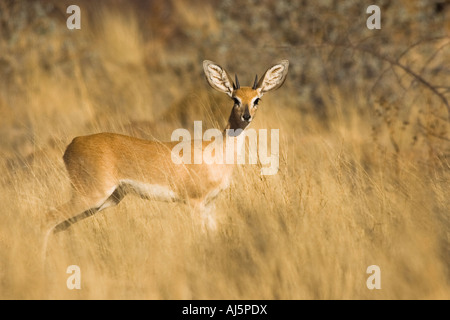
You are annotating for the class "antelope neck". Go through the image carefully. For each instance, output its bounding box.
[220,118,249,160]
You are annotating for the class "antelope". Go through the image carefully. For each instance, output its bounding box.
[43,60,289,252]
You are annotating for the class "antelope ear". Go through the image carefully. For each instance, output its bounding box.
[256,60,289,96]
[203,60,235,97]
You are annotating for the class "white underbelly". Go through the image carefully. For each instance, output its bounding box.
[119,179,178,202]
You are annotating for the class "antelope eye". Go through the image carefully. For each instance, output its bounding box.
[254,98,260,105]
[233,97,240,105]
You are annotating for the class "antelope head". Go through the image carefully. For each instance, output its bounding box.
[203,60,289,133]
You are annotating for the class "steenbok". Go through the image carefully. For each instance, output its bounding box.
[43,60,289,252]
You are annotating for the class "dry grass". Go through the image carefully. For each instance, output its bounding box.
[0,0,449,299]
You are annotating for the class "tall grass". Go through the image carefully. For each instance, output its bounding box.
[0,0,448,299]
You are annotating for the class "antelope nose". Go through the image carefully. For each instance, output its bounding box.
[242,114,251,121]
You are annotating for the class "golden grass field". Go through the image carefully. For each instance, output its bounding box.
[0,0,449,299]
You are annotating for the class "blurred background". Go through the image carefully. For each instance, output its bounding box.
[0,0,449,299]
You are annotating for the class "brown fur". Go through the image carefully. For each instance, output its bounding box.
[44,60,288,239]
